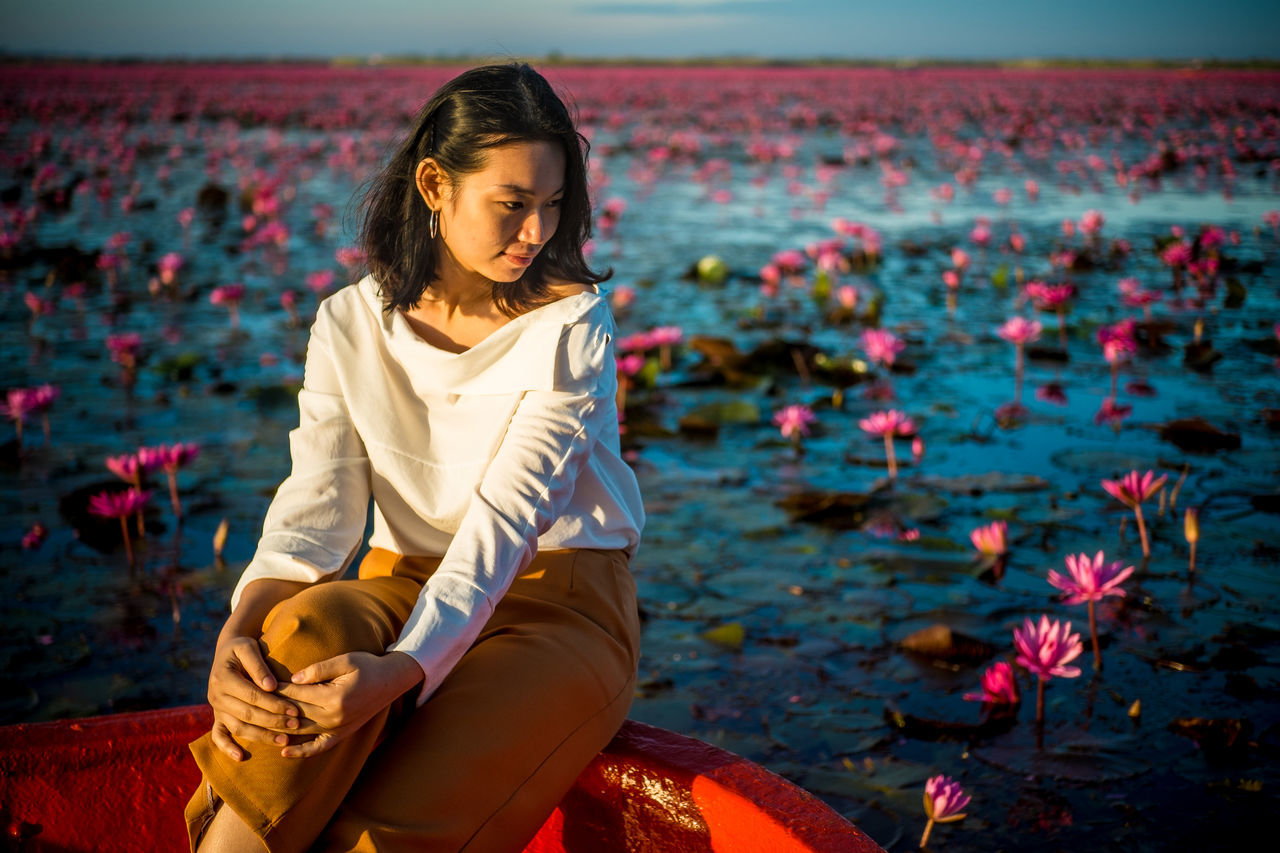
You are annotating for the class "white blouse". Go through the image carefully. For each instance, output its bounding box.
[231,275,645,704]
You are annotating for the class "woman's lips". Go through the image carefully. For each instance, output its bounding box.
[504,252,534,267]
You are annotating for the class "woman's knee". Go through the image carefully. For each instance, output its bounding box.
[259,582,385,675]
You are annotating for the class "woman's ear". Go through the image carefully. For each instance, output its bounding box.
[415,158,447,210]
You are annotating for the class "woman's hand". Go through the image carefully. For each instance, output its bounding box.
[207,635,301,761]
[275,651,425,759]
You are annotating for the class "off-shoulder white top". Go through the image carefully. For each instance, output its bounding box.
[231,275,644,704]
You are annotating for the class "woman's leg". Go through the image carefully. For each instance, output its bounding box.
[317,549,641,853]
[187,572,423,853]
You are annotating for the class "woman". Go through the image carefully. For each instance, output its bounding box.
[186,63,644,853]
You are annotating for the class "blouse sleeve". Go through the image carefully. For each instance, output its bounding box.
[229,305,373,611]
[386,302,618,704]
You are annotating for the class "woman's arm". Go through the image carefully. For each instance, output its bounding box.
[388,300,620,703]
[228,295,373,609]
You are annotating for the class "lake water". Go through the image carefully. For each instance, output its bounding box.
[2,63,1279,850]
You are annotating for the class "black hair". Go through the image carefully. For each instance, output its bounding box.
[356,62,609,316]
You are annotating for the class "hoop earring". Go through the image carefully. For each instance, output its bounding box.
[429,209,439,240]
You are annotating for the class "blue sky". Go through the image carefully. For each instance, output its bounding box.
[2,0,1277,60]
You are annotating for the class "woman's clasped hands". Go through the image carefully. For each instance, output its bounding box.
[208,634,425,761]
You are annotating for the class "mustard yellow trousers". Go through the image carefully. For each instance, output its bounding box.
[185,547,640,853]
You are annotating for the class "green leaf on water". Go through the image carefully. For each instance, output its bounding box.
[991,263,1010,290]
[701,621,745,650]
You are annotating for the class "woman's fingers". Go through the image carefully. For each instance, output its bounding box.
[210,721,244,761]
[219,712,298,747]
[214,694,301,734]
[282,731,339,759]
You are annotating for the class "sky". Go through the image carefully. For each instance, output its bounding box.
[2,0,1277,61]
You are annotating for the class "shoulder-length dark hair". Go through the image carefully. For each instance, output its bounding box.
[356,62,609,317]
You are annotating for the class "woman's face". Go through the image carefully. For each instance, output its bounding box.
[419,140,566,287]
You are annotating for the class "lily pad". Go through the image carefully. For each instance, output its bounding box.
[974,731,1152,781]
[776,489,872,530]
[700,621,745,650]
[897,624,998,666]
[1157,417,1241,453]
[677,400,762,435]
[911,472,1050,495]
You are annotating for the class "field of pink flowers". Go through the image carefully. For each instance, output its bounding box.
[2,63,1279,849]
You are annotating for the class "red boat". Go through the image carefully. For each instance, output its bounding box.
[0,706,883,852]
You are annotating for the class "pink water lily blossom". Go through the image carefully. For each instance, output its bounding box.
[860,328,905,368]
[997,316,1042,346]
[920,774,970,848]
[88,487,151,569]
[1048,551,1134,605]
[963,661,1020,705]
[773,403,817,442]
[860,409,915,480]
[1102,469,1166,559]
[969,520,1008,556]
[1014,615,1083,732]
[1015,615,1083,682]
[997,316,1041,407]
[1101,469,1166,509]
[1049,550,1134,670]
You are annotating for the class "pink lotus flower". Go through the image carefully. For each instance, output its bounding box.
[157,252,183,285]
[209,283,245,306]
[210,283,246,329]
[334,246,366,269]
[920,774,970,848]
[3,388,39,447]
[997,316,1042,346]
[610,285,636,310]
[1101,469,1167,509]
[969,520,1008,556]
[859,409,915,480]
[963,661,1020,704]
[1015,615,1083,682]
[22,522,48,550]
[861,328,905,368]
[998,317,1041,407]
[88,487,151,569]
[859,409,915,438]
[1102,469,1166,559]
[1014,615,1083,729]
[106,333,143,387]
[950,248,970,270]
[1049,550,1134,670]
[1079,209,1105,236]
[773,403,817,445]
[1024,282,1073,310]
[1048,551,1134,605]
[144,442,200,518]
[306,269,335,295]
[106,453,141,485]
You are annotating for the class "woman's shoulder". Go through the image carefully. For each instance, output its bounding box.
[543,281,598,299]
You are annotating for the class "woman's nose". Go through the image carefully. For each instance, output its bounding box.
[518,211,544,245]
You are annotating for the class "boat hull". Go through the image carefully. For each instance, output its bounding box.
[0,706,882,852]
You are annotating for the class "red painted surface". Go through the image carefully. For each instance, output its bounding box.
[0,706,883,852]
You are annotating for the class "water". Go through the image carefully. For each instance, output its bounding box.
[2,63,1279,850]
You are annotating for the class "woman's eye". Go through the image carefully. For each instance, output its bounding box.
[547,198,563,208]
[501,201,523,211]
